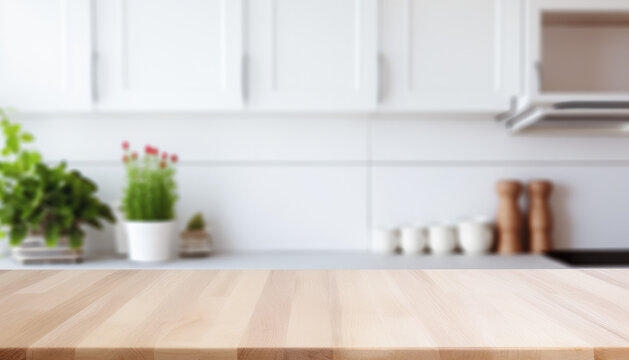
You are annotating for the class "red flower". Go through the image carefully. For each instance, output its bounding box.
[131,151,138,160]
[122,155,129,163]
[170,154,178,163]
[144,145,159,155]
[159,161,167,169]
[161,152,168,160]
[122,141,129,150]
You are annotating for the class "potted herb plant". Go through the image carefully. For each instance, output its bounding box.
[179,212,212,257]
[0,110,115,264]
[122,142,178,262]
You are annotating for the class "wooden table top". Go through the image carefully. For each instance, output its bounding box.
[0,269,628,360]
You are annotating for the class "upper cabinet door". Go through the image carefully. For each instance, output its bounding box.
[95,0,243,111]
[526,0,629,97]
[380,0,521,112]
[247,0,378,111]
[0,0,91,111]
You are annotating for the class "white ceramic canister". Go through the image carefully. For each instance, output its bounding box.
[428,223,457,255]
[371,227,399,254]
[125,220,175,262]
[457,216,494,255]
[400,226,427,255]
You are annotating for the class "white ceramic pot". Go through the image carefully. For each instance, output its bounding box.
[400,226,427,255]
[458,217,494,255]
[371,227,399,254]
[428,224,456,255]
[125,221,175,262]
[111,201,127,254]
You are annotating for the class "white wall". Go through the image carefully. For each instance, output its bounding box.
[14,113,629,253]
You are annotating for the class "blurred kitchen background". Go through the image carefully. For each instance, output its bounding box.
[2,0,629,265]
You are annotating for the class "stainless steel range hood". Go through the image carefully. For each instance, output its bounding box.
[496,96,629,134]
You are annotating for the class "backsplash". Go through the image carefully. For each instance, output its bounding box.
[16,113,629,253]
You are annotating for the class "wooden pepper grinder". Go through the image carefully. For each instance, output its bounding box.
[527,180,553,253]
[496,180,523,254]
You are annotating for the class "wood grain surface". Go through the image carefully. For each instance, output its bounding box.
[0,269,628,360]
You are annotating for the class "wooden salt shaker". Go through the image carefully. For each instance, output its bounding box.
[496,180,523,254]
[527,180,553,253]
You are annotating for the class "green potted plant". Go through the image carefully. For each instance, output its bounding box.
[122,142,178,262]
[0,110,115,264]
[180,212,212,257]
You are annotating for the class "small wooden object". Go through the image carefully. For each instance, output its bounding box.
[528,180,553,253]
[496,180,523,254]
[179,230,212,257]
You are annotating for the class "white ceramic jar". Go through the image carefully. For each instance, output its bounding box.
[400,226,427,255]
[458,216,494,255]
[428,223,457,255]
[126,220,175,262]
[371,227,399,254]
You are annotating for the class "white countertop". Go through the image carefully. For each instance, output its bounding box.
[0,251,567,269]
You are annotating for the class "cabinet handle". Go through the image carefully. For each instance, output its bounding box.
[91,51,99,103]
[377,53,384,103]
[534,61,542,93]
[241,54,248,103]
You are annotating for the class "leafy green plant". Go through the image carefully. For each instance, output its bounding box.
[186,213,205,231]
[0,109,115,248]
[122,142,178,221]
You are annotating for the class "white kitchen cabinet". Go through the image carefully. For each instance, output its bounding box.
[379,0,521,112]
[526,0,629,97]
[246,0,378,111]
[95,0,243,111]
[0,0,92,111]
